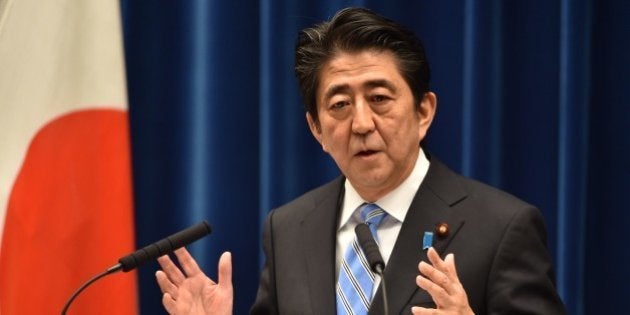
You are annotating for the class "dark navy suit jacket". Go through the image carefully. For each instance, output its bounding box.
[251,155,566,314]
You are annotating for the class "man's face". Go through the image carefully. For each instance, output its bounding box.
[307,50,436,201]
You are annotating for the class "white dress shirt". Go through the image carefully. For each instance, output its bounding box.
[336,148,430,297]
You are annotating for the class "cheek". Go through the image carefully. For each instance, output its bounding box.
[322,123,351,153]
[384,119,422,151]
[318,124,337,151]
[381,117,414,141]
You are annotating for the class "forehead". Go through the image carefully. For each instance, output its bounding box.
[316,50,407,99]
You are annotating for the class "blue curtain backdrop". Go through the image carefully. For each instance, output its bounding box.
[121,1,629,314]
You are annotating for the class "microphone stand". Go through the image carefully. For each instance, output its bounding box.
[375,264,389,315]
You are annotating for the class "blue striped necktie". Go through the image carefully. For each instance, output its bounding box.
[336,203,387,315]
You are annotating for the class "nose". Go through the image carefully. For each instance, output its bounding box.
[351,100,375,135]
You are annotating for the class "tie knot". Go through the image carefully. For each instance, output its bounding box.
[359,203,386,227]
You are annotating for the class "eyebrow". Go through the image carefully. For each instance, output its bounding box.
[364,79,397,93]
[322,79,398,101]
[323,84,351,102]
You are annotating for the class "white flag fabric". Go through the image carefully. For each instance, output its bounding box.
[0,0,137,313]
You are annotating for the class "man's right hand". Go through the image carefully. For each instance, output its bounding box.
[155,247,233,315]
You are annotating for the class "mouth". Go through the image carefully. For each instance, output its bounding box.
[355,150,378,157]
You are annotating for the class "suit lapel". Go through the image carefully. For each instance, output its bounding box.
[301,177,344,315]
[370,158,468,314]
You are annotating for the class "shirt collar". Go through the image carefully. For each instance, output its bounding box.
[339,148,430,229]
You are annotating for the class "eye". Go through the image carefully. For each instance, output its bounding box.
[370,95,389,103]
[330,101,350,110]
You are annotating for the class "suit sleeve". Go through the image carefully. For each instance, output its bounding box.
[250,212,279,315]
[486,206,567,314]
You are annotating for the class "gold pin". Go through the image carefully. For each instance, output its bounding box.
[435,222,449,238]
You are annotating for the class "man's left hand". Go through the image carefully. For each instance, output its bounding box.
[412,247,474,315]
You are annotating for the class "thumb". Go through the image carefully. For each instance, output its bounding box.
[218,251,233,287]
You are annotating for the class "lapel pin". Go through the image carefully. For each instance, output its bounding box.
[435,222,449,238]
[422,231,434,250]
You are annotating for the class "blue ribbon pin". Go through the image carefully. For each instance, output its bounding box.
[422,231,434,250]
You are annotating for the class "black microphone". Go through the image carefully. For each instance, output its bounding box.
[355,223,385,273]
[355,223,389,315]
[116,220,211,272]
[61,220,212,315]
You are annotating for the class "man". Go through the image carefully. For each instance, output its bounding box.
[155,7,566,315]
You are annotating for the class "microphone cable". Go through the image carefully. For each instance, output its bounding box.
[61,264,121,315]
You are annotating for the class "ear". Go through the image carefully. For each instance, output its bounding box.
[417,92,437,141]
[306,112,325,149]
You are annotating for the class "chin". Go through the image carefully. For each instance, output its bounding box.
[348,172,388,188]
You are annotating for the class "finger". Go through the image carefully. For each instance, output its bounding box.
[157,254,186,285]
[444,253,461,283]
[416,273,450,308]
[443,253,469,300]
[162,292,177,314]
[425,248,459,295]
[156,270,180,300]
[418,261,451,293]
[411,306,438,314]
[218,251,233,287]
[173,247,203,277]
[426,247,447,273]
[428,248,457,282]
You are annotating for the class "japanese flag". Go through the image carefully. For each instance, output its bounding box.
[0,0,137,313]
